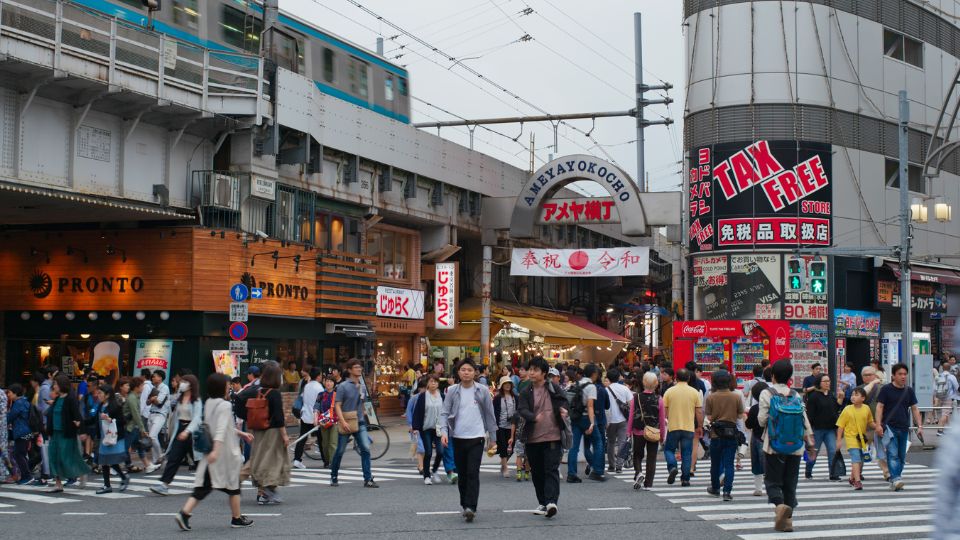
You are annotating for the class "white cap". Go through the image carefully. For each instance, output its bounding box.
[548,367,560,377]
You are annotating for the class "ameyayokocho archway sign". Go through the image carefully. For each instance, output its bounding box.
[510,154,647,238]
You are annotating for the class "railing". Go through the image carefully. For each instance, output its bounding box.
[0,0,264,116]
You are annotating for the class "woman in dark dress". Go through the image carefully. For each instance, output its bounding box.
[95,383,129,494]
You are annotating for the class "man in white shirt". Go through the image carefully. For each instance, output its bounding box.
[144,370,170,473]
[293,367,324,469]
[936,366,960,435]
[604,368,633,474]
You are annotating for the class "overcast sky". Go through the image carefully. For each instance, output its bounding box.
[284,0,685,193]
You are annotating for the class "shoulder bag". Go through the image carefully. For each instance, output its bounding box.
[637,393,661,443]
[609,386,630,418]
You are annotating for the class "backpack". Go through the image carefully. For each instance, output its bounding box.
[27,404,44,434]
[565,382,587,420]
[765,387,805,455]
[292,388,304,419]
[935,372,950,400]
[246,388,272,431]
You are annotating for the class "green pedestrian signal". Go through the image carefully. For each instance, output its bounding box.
[789,275,802,290]
[811,278,825,294]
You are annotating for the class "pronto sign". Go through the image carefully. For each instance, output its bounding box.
[511,154,646,238]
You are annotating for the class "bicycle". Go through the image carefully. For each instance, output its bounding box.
[297,394,390,461]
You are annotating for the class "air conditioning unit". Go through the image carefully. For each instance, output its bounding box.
[206,174,239,210]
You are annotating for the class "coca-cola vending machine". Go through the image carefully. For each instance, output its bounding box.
[672,320,791,387]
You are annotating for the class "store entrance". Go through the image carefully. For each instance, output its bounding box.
[846,338,871,384]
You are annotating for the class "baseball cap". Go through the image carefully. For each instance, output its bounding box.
[247,365,261,376]
[548,367,560,377]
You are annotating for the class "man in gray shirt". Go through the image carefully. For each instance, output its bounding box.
[329,359,377,489]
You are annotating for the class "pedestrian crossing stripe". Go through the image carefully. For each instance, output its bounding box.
[631,458,937,540]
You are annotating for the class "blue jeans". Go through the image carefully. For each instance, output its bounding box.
[567,418,603,476]
[710,437,737,494]
[443,438,456,473]
[806,428,837,476]
[883,427,910,482]
[663,430,694,481]
[330,422,373,482]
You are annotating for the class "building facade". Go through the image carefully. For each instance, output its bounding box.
[684,0,960,388]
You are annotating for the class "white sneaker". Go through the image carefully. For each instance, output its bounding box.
[532,505,547,515]
[431,472,443,484]
[292,460,306,470]
[424,477,432,485]
[144,463,161,474]
[545,503,558,518]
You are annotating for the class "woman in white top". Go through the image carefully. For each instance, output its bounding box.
[175,373,254,531]
[412,375,446,484]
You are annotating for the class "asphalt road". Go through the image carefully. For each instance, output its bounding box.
[0,422,942,540]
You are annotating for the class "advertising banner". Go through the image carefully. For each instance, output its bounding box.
[212,350,240,377]
[692,254,728,320]
[789,323,828,388]
[510,247,650,277]
[729,254,782,319]
[834,309,880,338]
[688,140,833,253]
[434,262,457,330]
[876,280,947,312]
[376,286,425,319]
[134,340,173,383]
[92,341,120,378]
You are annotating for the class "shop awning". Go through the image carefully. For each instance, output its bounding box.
[499,314,621,347]
[883,261,960,286]
[567,316,630,343]
[427,321,504,347]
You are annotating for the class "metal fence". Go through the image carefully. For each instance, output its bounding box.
[0,0,264,114]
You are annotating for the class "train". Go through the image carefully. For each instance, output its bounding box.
[68,0,411,123]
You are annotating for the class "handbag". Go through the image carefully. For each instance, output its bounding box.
[830,449,847,478]
[193,422,213,455]
[338,410,359,434]
[637,393,661,443]
[101,418,118,446]
[560,415,573,451]
[317,391,337,428]
[711,420,739,440]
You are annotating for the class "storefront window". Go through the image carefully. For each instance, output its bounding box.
[367,227,412,281]
[375,337,412,400]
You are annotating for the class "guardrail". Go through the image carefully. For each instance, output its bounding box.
[0,0,264,118]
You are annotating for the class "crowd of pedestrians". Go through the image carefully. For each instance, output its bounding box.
[1,352,950,534]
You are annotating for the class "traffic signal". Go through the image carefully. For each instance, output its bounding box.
[787,257,804,290]
[809,261,827,295]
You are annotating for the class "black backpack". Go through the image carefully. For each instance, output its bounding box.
[27,404,44,434]
[566,383,587,420]
[632,392,658,431]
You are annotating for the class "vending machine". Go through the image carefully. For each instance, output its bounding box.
[672,320,791,387]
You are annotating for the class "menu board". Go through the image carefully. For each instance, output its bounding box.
[693,254,729,320]
[789,323,828,388]
[729,254,782,319]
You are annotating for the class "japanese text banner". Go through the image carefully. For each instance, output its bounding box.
[511,247,650,277]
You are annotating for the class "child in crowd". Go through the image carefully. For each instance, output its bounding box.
[836,387,875,490]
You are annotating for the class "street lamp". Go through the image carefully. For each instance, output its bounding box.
[910,198,928,223]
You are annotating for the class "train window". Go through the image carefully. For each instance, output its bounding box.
[173,0,199,30]
[323,47,335,83]
[220,5,262,53]
[385,75,394,102]
[398,77,408,97]
[348,57,369,99]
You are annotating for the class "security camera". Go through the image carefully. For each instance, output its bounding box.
[255,230,268,239]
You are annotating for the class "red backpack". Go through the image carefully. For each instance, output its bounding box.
[246,388,272,430]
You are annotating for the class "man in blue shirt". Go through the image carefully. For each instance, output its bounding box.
[875,363,922,491]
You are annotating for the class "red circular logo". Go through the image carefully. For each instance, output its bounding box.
[568,250,589,270]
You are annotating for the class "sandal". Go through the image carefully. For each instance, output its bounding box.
[128,466,144,473]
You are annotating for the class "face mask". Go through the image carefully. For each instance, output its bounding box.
[179,382,189,392]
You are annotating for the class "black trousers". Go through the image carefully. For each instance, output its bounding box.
[420,429,443,478]
[160,421,192,484]
[525,440,562,506]
[632,435,659,488]
[293,420,315,461]
[101,464,126,488]
[452,437,484,510]
[13,438,31,481]
[764,453,801,508]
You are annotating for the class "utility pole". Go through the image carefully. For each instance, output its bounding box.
[480,245,492,366]
[899,90,914,386]
[635,12,672,191]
